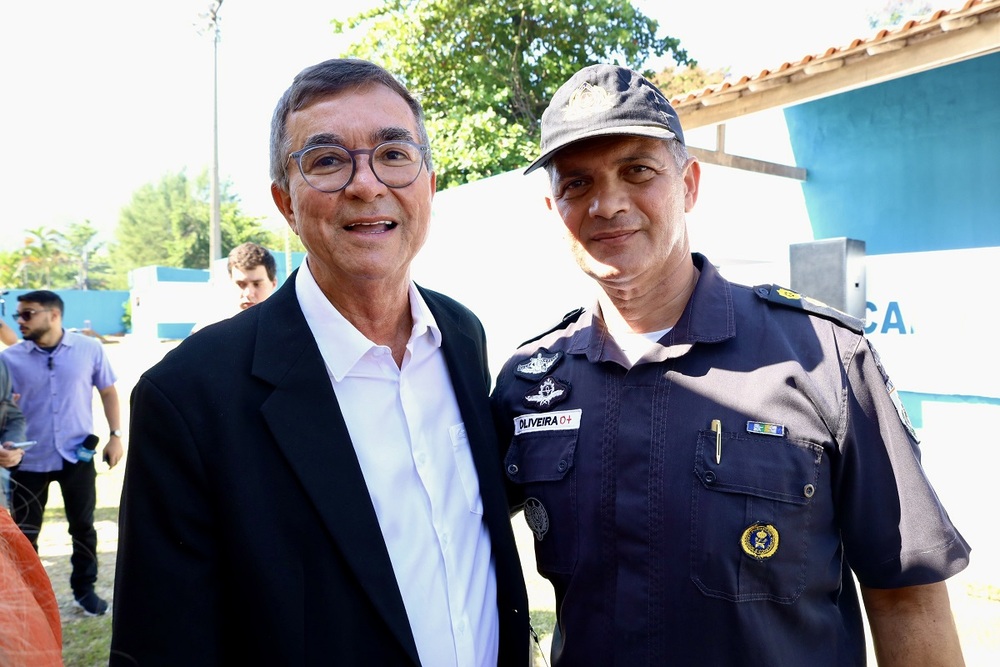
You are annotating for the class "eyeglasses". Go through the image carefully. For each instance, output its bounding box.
[13,308,50,322]
[288,140,429,193]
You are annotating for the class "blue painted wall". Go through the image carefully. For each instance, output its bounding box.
[785,52,1000,255]
[2,289,129,335]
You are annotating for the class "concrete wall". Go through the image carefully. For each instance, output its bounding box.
[785,52,1000,254]
[127,249,305,340]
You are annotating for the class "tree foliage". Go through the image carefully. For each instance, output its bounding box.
[651,64,728,102]
[0,222,113,290]
[334,0,692,189]
[112,169,277,279]
[867,0,933,29]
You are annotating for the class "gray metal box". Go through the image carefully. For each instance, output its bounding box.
[789,238,866,319]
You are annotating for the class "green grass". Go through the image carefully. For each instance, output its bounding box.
[530,609,556,638]
[61,613,113,666]
[41,501,117,665]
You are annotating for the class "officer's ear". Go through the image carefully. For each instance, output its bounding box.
[545,196,553,210]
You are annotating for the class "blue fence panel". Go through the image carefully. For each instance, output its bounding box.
[1,289,130,335]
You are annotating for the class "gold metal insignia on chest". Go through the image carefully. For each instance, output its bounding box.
[740,522,779,559]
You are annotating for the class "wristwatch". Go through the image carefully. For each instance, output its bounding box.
[110,429,123,438]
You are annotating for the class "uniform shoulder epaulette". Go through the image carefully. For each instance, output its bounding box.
[517,307,585,347]
[753,284,863,334]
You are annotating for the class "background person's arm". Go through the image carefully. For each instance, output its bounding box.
[98,384,124,468]
[861,581,965,666]
[0,321,17,347]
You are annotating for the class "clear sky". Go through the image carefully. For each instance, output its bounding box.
[0,0,956,251]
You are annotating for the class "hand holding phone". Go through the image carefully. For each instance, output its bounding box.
[9,441,38,449]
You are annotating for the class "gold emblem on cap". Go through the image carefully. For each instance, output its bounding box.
[740,522,779,560]
[562,82,615,120]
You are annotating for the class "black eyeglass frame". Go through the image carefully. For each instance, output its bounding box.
[287,140,430,193]
[13,308,51,322]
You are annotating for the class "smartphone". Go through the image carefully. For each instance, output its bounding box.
[10,441,37,449]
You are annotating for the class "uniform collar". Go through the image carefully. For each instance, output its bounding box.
[565,253,736,364]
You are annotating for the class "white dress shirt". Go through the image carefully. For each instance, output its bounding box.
[296,262,499,667]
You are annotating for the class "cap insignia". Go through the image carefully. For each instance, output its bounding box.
[562,82,615,120]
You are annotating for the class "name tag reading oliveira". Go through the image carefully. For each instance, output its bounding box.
[513,409,583,435]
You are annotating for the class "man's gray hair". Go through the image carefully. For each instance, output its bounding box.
[269,59,433,191]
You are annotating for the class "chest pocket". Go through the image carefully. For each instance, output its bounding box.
[505,427,578,575]
[690,429,823,603]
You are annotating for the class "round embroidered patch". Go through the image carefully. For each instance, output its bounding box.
[524,497,549,541]
[740,522,779,560]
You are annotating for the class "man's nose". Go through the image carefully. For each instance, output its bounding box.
[588,184,630,219]
[344,154,384,198]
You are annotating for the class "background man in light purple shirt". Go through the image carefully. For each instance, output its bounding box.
[1,289,122,617]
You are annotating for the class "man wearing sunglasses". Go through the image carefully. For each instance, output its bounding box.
[112,59,530,666]
[0,290,122,617]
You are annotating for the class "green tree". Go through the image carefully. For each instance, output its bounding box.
[58,220,107,290]
[651,64,728,101]
[334,0,692,189]
[867,0,933,29]
[0,222,120,290]
[0,248,26,289]
[113,170,277,279]
[21,226,65,288]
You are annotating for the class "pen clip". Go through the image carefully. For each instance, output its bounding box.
[711,419,722,465]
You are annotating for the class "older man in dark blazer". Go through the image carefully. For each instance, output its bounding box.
[111,59,530,666]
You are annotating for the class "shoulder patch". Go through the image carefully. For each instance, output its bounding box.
[517,307,585,348]
[753,284,863,334]
[868,340,920,442]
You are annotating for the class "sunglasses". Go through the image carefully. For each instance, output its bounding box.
[13,308,51,322]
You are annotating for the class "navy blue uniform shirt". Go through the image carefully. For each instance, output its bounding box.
[492,253,969,666]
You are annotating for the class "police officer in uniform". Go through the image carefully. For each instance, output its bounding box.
[491,64,969,666]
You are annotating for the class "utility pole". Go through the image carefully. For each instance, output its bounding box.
[207,0,224,265]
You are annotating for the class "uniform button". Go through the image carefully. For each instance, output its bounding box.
[556,460,567,472]
[704,471,716,484]
[507,464,518,476]
[803,483,815,498]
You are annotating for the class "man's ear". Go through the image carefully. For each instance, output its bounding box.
[271,182,298,235]
[683,158,701,213]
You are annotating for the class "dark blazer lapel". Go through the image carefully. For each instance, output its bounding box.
[250,277,420,664]
[421,289,514,545]
[425,288,531,661]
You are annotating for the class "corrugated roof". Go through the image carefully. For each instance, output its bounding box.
[671,0,1000,129]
